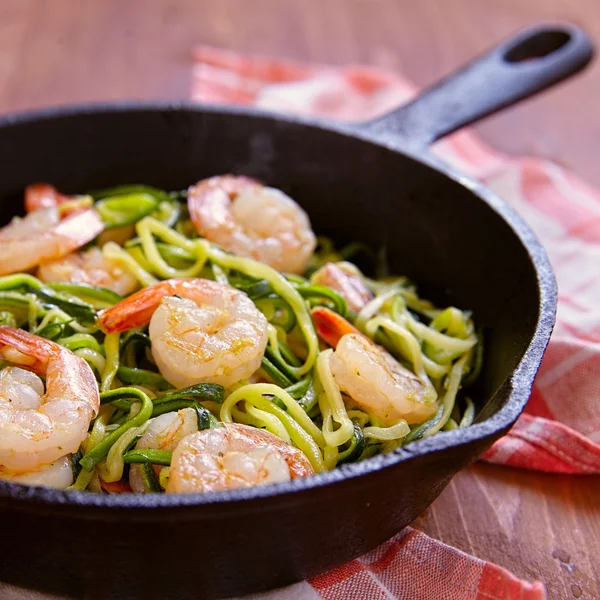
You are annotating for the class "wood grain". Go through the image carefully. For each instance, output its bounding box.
[415,465,600,599]
[0,1,599,598]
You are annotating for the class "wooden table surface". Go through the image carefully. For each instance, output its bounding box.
[1,1,599,598]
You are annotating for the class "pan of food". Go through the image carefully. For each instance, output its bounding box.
[0,22,592,600]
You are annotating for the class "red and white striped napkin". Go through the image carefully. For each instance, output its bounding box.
[192,45,600,600]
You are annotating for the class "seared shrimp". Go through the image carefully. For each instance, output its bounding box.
[330,334,436,425]
[188,175,316,274]
[167,422,314,493]
[311,262,373,313]
[0,205,104,276]
[38,246,139,296]
[312,307,437,425]
[98,278,268,388]
[0,327,100,472]
[129,408,198,493]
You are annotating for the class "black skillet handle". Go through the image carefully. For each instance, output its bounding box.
[359,23,594,148]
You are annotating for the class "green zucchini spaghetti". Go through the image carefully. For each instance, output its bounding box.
[0,176,481,493]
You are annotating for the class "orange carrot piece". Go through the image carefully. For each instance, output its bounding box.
[100,479,132,494]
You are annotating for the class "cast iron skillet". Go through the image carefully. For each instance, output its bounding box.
[0,23,593,600]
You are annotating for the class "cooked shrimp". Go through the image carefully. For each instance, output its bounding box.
[167,422,314,493]
[0,205,104,276]
[98,278,268,388]
[24,183,74,213]
[311,307,436,425]
[188,175,316,274]
[129,408,198,493]
[311,262,373,313]
[37,246,139,296]
[330,334,436,425]
[0,327,100,472]
[0,456,73,489]
[25,184,134,293]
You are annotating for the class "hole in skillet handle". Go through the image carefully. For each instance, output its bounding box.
[504,30,572,63]
[356,22,594,147]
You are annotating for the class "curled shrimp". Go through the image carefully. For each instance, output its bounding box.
[312,307,437,425]
[167,422,314,493]
[98,278,268,388]
[0,326,100,473]
[129,408,198,493]
[0,203,104,277]
[37,246,139,296]
[188,175,316,274]
[311,262,373,313]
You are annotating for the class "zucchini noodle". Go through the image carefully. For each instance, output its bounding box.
[69,405,114,491]
[101,333,120,392]
[363,421,410,441]
[0,182,483,494]
[80,388,153,471]
[136,217,208,279]
[316,350,355,448]
[423,353,471,438]
[102,242,158,287]
[243,404,292,443]
[355,288,400,330]
[221,383,325,472]
[59,333,104,354]
[35,307,97,335]
[460,398,476,428]
[97,422,149,483]
[75,347,107,374]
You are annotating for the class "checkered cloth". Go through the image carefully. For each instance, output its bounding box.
[190,45,600,599]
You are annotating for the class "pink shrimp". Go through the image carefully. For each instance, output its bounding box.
[0,202,104,276]
[24,183,74,213]
[167,423,314,493]
[0,326,100,473]
[37,246,139,296]
[98,278,268,388]
[187,175,316,274]
[311,307,435,425]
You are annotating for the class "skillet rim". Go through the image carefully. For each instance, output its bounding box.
[0,101,557,510]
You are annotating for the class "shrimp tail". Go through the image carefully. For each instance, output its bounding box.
[25,183,73,213]
[98,288,165,333]
[0,326,56,374]
[98,278,196,333]
[311,306,365,349]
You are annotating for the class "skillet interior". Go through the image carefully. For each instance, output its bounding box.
[0,105,555,599]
